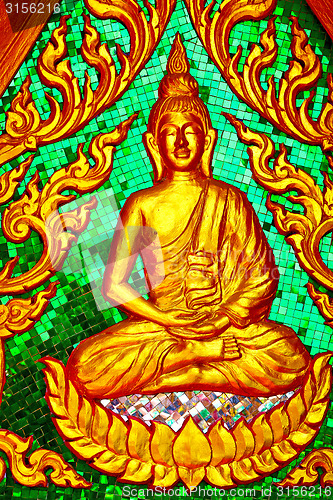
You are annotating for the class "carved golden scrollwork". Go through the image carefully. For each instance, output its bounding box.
[0,0,175,166]
[42,354,331,489]
[0,114,136,295]
[0,284,58,405]
[0,159,33,206]
[279,449,333,487]
[224,112,333,292]
[0,281,91,487]
[184,0,333,151]
[0,113,136,487]
[0,166,92,487]
[0,430,91,488]
[307,283,333,325]
[0,284,58,341]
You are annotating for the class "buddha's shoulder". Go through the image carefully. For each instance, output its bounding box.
[208,178,247,202]
[122,184,163,211]
[127,183,163,198]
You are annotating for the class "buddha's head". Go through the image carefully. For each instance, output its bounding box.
[144,34,217,183]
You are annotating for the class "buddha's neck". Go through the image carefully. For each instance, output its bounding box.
[166,169,202,182]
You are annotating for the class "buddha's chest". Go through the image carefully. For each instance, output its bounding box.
[144,191,203,241]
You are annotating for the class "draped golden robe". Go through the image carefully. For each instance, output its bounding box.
[67,180,310,398]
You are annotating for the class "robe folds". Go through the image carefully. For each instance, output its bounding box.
[67,180,311,398]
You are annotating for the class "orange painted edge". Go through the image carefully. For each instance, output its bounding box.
[305,0,333,42]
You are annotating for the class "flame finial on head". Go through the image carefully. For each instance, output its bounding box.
[166,33,191,75]
[158,33,199,100]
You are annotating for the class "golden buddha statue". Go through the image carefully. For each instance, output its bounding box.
[66,35,310,400]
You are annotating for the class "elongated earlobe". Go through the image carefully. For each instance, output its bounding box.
[201,129,217,178]
[143,132,165,183]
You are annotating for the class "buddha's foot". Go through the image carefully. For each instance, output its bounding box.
[186,334,240,362]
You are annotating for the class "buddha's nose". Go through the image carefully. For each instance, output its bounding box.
[175,130,189,149]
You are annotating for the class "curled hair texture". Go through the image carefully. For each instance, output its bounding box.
[158,73,199,99]
[147,91,212,136]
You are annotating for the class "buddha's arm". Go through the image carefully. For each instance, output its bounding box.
[218,189,278,328]
[102,194,204,328]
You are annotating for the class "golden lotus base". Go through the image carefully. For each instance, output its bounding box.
[42,354,332,490]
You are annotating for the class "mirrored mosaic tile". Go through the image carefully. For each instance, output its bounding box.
[102,389,295,432]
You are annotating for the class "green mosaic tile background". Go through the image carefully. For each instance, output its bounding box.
[0,0,333,498]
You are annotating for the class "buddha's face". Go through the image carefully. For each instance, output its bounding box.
[156,112,208,172]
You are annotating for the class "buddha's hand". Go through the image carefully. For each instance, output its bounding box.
[186,314,230,335]
[162,309,206,327]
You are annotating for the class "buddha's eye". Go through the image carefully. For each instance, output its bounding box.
[185,125,202,135]
[161,127,177,137]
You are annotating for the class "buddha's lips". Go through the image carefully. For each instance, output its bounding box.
[174,149,191,158]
